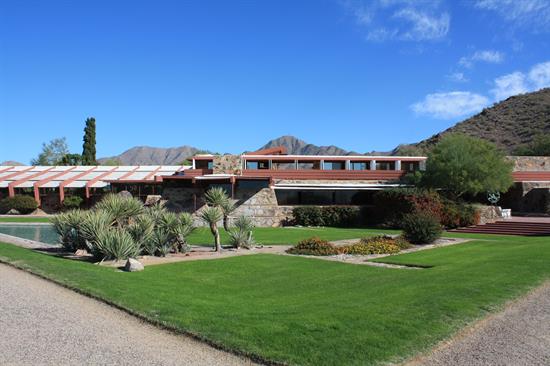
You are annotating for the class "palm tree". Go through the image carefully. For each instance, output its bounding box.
[200,206,223,252]
[204,187,236,231]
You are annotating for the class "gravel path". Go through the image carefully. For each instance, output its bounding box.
[406,281,550,366]
[0,264,255,366]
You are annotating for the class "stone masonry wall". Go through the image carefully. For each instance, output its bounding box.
[213,155,242,175]
[508,156,550,172]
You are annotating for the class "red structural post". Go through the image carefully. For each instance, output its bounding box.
[8,167,54,198]
[58,166,97,204]
[33,167,77,206]
[85,167,118,199]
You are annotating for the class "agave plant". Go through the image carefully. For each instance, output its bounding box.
[200,206,223,252]
[94,194,144,227]
[204,187,235,231]
[93,228,140,261]
[228,215,255,249]
[50,210,87,252]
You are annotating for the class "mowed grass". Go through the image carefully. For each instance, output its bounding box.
[187,226,399,245]
[0,216,51,223]
[1,234,549,365]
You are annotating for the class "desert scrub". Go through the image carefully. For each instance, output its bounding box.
[286,237,339,256]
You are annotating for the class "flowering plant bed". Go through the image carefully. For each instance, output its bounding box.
[286,235,411,256]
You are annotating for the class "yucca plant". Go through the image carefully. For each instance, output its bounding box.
[94,194,144,227]
[150,228,172,257]
[93,228,140,261]
[50,210,87,251]
[80,210,114,253]
[127,214,155,255]
[228,215,255,249]
[173,212,194,252]
[204,187,235,231]
[200,206,223,252]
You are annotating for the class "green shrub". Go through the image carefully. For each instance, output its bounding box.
[62,195,83,210]
[402,213,442,244]
[372,188,443,228]
[93,228,140,261]
[440,200,480,229]
[51,210,88,251]
[292,206,361,227]
[341,235,408,255]
[94,194,144,227]
[0,195,38,214]
[292,206,324,226]
[286,237,339,256]
[228,216,256,249]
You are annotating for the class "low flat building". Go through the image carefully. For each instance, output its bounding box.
[1,147,549,225]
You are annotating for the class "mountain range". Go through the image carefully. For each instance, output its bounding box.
[3,88,549,166]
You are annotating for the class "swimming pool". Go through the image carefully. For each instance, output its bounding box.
[0,224,59,245]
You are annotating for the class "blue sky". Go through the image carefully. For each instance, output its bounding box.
[1,0,550,163]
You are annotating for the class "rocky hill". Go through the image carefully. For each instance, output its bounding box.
[413,88,550,154]
[257,136,359,155]
[96,89,550,164]
[98,146,206,165]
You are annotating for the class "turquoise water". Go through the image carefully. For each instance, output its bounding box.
[0,224,59,245]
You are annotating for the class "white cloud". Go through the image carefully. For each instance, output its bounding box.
[459,50,504,68]
[491,72,528,100]
[447,72,469,83]
[344,0,450,42]
[528,61,550,89]
[411,91,489,119]
[393,8,450,41]
[474,0,550,31]
[490,61,550,100]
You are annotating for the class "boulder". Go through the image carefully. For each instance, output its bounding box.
[144,195,162,206]
[124,258,144,272]
[6,209,20,215]
[118,190,133,198]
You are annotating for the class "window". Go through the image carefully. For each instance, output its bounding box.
[195,160,213,169]
[402,161,420,172]
[323,161,345,170]
[375,161,395,170]
[350,161,369,170]
[245,161,269,170]
[275,189,375,205]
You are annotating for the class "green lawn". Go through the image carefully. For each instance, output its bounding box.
[0,216,51,223]
[0,234,549,365]
[187,226,399,245]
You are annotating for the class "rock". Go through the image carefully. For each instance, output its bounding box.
[6,209,20,215]
[124,258,144,272]
[144,195,162,206]
[118,190,133,198]
[74,249,89,256]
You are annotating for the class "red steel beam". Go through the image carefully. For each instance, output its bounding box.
[0,166,14,174]
[1,166,35,187]
[8,167,55,197]
[85,167,118,199]
[33,167,77,206]
[58,166,98,204]
[143,166,162,181]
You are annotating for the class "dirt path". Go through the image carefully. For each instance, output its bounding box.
[406,281,550,366]
[0,263,255,366]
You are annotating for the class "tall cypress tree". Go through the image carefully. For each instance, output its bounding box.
[82,117,97,165]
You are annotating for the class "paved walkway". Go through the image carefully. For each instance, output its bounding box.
[0,264,254,366]
[406,281,550,366]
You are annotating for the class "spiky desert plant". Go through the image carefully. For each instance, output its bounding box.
[228,215,255,249]
[173,212,195,252]
[145,201,167,225]
[150,228,172,257]
[80,210,114,252]
[204,187,235,231]
[93,228,140,261]
[50,210,87,251]
[127,214,155,255]
[94,194,144,227]
[200,206,223,252]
